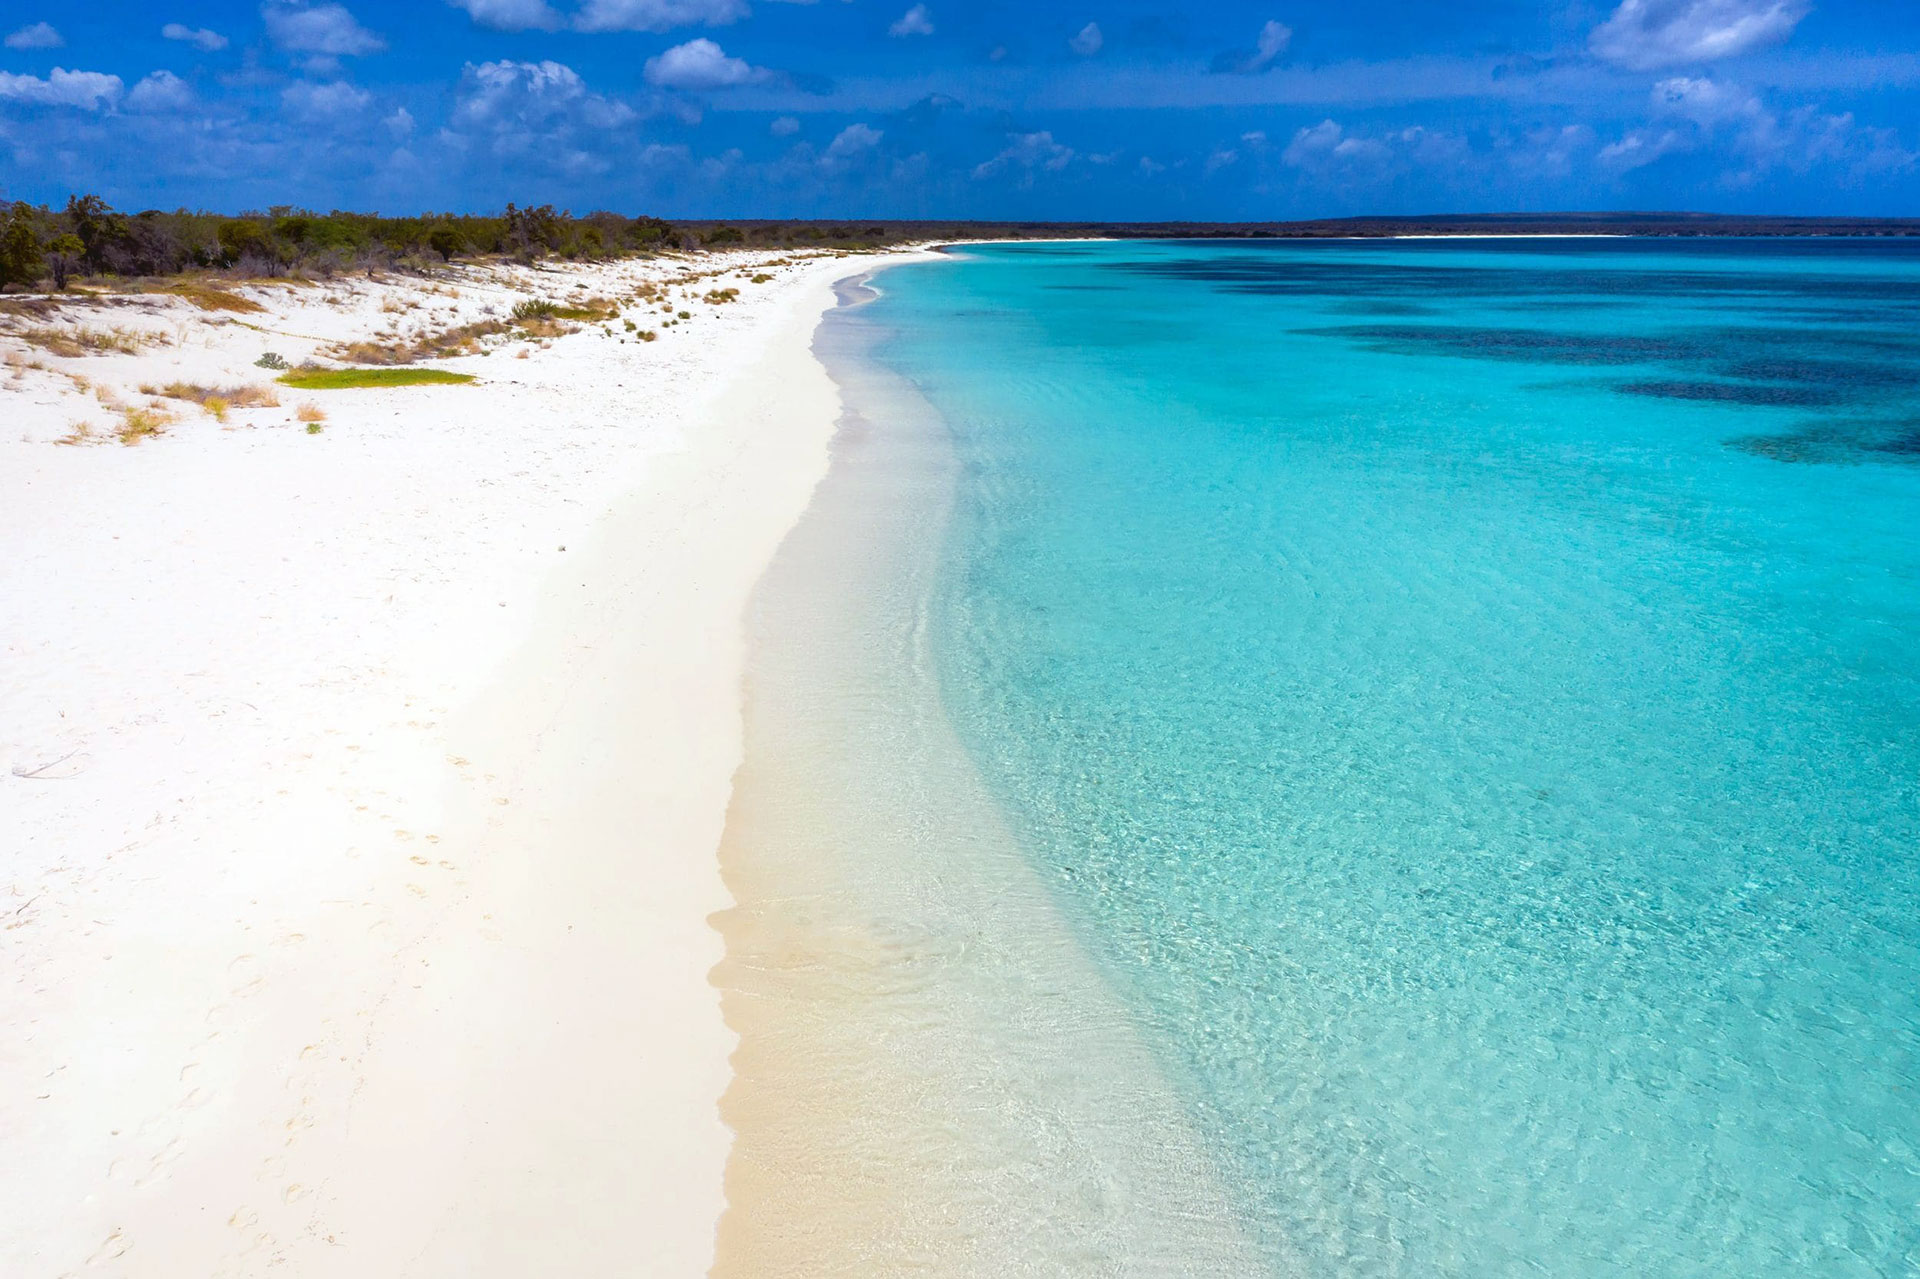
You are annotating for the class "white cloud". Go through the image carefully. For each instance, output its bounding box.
[1515,123,1597,178]
[825,122,882,159]
[262,3,385,56]
[889,4,933,37]
[1138,155,1166,175]
[1254,20,1292,65]
[1589,0,1808,70]
[1652,74,1764,125]
[573,0,746,33]
[282,79,373,119]
[1597,127,1688,170]
[1606,75,1920,185]
[974,130,1074,178]
[0,67,122,109]
[161,22,229,50]
[448,0,562,30]
[1205,148,1238,174]
[770,114,800,136]
[385,106,415,138]
[5,21,63,49]
[1215,18,1292,73]
[126,69,195,112]
[1069,22,1102,56]
[452,59,636,133]
[644,38,768,88]
[1284,119,1380,168]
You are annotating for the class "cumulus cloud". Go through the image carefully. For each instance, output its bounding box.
[161,22,229,51]
[974,130,1074,179]
[1652,74,1765,125]
[573,0,746,32]
[888,4,933,37]
[1213,19,1292,74]
[1606,75,1920,183]
[770,114,800,136]
[1282,119,1387,172]
[452,59,635,132]
[282,79,373,119]
[1280,118,1470,184]
[644,38,769,88]
[5,21,63,49]
[447,0,562,30]
[1068,22,1103,56]
[1589,0,1808,70]
[442,60,644,177]
[825,122,881,159]
[262,3,386,56]
[385,106,415,138]
[126,69,195,112]
[0,67,122,109]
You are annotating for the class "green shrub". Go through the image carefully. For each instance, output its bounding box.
[277,367,477,390]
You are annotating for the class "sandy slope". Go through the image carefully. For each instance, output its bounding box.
[0,247,932,1276]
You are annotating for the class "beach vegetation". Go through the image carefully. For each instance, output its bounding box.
[148,381,281,411]
[12,325,156,358]
[640,330,657,342]
[164,280,265,313]
[47,234,86,290]
[750,273,772,283]
[306,421,323,434]
[116,405,169,444]
[703,288,739,304]
[295,403,326,424]
[513,296,617,323]
[255,351,290,370]
[329,318,507,365]
[276,367,476,390]
[676,310,690,320]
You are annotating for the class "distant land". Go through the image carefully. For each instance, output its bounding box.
[5,198,1917,294]
[683,212,1920,245]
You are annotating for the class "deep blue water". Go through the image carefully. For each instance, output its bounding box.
[868,239,1920,1276]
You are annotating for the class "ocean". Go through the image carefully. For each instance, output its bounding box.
[715,239,1920,1277]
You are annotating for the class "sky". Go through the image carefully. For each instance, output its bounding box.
[1,0,1917,218]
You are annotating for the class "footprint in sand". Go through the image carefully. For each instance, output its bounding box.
[86,1229,130,1264]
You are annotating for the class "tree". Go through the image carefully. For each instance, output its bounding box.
[426,224,464,261]
[0,204,43,288]
[65,193,121,273]
[503,202,560,260]
[47,234,84,289]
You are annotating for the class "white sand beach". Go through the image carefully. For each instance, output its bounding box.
[1,246,932,1276]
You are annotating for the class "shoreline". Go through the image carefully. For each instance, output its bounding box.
[1,247,932,1275]
[709,262,1263,1273]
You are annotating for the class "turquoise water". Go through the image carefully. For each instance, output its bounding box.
[862,240,1920,1276]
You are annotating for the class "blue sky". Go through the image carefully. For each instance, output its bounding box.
[2,0,1916,217]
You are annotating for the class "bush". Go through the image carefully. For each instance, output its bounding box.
[256,351,290,370]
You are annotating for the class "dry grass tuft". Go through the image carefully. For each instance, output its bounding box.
[163,281,266,314]
[150,382,281,410]
[10,326,159,358]
[328,318,509,365]
[116,406,170,445]
[57,420,96,446]
[295,403,326,424]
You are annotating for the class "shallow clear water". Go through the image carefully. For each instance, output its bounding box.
[861,239,1920,1277]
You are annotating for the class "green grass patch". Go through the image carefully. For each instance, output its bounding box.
[277,368,477,390]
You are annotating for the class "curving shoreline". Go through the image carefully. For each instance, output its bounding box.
[709,265,1261,1275]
